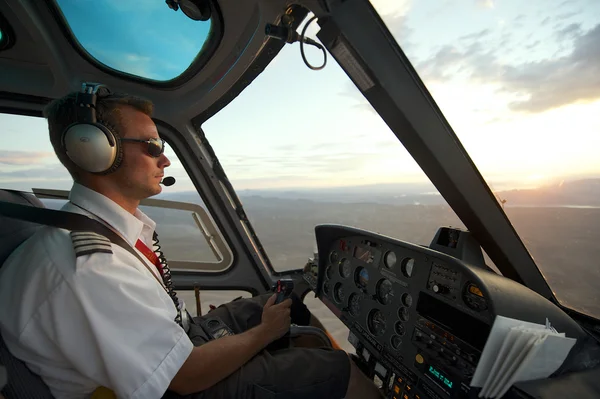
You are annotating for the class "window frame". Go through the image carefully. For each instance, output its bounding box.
[33,188,234,271]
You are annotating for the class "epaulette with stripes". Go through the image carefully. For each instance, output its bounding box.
[70,231,113,257]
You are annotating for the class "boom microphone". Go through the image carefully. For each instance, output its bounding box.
[160,176,176,186]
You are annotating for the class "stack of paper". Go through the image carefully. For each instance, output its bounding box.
[470,316,577,398]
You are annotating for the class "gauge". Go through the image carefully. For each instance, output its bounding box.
[333,283,346,304]
[402,293,413,307]
[401,258,415,278]
[391,335,402,350]
[367,309,387,336]
[323,281,331,296]
[339,258,352,278]
[384,251,397,269]
[330,251,339,264]
[395,321,405,336]
[326,265,334,280]
[398,306,410,322]
[376,279,394,305]
[348,293,362,316]
[354,266,369,290]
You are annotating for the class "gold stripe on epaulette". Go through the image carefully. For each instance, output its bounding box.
[70,231,113,257]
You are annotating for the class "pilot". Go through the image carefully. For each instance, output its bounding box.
[0,85,381,399]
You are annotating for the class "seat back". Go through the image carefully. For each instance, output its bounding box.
[0,189,55,398]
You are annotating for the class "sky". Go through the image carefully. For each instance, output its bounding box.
[1,0,600,194]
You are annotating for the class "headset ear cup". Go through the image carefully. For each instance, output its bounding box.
[96,120,123,175]
[62,122,118,174]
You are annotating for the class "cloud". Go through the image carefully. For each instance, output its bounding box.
[0,151,55,165]
[503,24,600,112]
[555,10,580,21]
[0,165,69,179]
[418,22,600,113]
[460,29,492,41]
[221,150,384,179]
[371,0,411,18]
[556,23,582,40]
[475,0,495,9]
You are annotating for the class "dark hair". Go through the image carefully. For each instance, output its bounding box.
[43,90,154,180]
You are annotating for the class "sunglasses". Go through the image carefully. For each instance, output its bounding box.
[120,137,165,157]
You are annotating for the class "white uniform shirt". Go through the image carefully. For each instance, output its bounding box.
[0,183,194,399]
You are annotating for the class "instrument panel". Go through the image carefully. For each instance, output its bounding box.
[309,229,492,399]
[306,225,586,399]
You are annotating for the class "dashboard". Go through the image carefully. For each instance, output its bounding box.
[304,224,586,399]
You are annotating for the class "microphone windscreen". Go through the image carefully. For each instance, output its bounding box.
[161,176,176,186]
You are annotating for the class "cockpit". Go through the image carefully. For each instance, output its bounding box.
[1,0,600,398]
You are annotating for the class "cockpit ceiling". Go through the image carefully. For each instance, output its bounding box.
[0,0,325,122]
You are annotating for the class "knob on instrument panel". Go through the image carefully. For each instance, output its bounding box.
[432,283,449,294]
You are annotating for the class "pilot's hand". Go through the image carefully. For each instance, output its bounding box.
[260,293,292,342]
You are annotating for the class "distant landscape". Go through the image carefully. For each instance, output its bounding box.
[150,178,600,321]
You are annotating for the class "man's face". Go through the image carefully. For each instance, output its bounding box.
[111,106,171,200]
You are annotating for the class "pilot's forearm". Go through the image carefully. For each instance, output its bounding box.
[169,324,272,395]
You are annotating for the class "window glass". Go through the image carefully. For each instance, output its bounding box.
[201,19,497,275]
[370,0,600,318]
[0,112,223,266]
[53,0,213,81]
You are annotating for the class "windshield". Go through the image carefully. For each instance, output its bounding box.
[370,0,600,318]
[201,15,503,276]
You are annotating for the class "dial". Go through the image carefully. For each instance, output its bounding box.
[367,309,387,336]
[354,266,369,290]
[384,251,397,269]
[339,258,352,278]
[376,278,395,305]
[323,281,331,296]
[398,306,410,322]
[401,258,415,278]
[330,251,339,264]
[395,321,405,336]
[333,283,346,304]
[348,293,362,316]
[391,335,402,350]
[326,265,334,280]
[402,293,413,307]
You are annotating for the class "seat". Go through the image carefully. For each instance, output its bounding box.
[0,189,55,398]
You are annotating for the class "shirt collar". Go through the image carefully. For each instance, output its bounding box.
[67,182,156,246]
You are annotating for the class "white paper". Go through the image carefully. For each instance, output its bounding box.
[471,316,577,399]
[511,332,576,381]
[495,336,545,398]
[487,333,542,398]
[471,316,549,387]
[479,327,522,397]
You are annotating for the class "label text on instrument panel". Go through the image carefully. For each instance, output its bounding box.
[353,322,383,351]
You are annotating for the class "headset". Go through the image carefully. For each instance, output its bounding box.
[61,82,123,174]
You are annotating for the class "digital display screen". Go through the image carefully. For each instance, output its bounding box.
[354,246,379,264]
[427,365,454,390]
[417,292,490,350]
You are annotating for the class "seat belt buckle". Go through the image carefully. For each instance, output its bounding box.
[199,316,235,339]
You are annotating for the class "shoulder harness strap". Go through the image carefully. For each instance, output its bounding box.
[70,231,113,257]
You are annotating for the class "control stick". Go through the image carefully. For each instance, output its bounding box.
[273,279,294,304]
